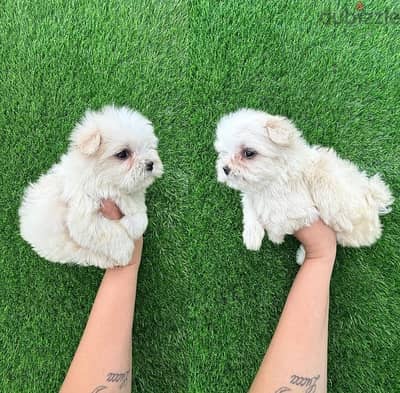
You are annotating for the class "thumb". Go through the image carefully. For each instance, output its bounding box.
[100,199,123,220]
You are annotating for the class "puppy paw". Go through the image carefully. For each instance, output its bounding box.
[296,245,306,266]
[243,225,264,251]
[121,213,148,239]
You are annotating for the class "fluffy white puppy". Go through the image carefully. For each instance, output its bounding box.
[215,108,394,264]
[19,105,163,268]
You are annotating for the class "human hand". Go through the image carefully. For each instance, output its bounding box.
[100,199,123,220]
[100,199,143,268]
[294,219,336,261]
[129,237,143,267]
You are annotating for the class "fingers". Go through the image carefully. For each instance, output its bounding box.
[99,201,143,269]
[294,219,337,261]
[294,219,335,242]
[131,237,144,264]
[100,199,124,220]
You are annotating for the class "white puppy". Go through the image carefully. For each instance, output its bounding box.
[214,108,394,264]
[19,106,163,268]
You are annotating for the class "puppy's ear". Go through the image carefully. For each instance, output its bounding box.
[75,130,101,155]
[70,112,102,155]
[265,116,298,146]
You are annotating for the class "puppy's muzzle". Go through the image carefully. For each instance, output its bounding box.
[223,165,231,175]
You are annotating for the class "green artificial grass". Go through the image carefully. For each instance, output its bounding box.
[0,0,399,392]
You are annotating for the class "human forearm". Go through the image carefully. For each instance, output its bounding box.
[274,257,334,358]
[249,220,336,393]
[60,241,142,393]
[249,256,334,393]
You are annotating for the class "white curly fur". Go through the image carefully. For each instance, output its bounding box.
[19,106,163,268]
[215,108,394,264]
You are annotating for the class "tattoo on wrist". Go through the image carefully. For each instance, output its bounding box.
[90,369,130,392]
[291,374,320,393]
[106,370,130,388]
[275,374,320,393]
[91,386,107,393]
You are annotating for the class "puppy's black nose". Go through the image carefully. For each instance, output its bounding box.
[146,161,154,171]
[223,165,231,175]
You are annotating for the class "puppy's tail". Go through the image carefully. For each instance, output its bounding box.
[367,174,394,215]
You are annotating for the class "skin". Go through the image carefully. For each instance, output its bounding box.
[60,199,141,393]
[249,219,337,393]
[59,200,335,393]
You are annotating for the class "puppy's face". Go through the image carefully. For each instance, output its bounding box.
[70,106,163,192]
[214,109,301,191]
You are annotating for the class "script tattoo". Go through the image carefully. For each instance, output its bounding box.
[275,387,292,393]
[106,370,130,389]
[90,369,130,392]
[290,374,320,393]
[91,386,107,393]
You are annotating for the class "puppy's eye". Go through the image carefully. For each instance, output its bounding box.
[115,149,131,160]
[243,149,257,159]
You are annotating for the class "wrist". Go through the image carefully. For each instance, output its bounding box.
[304,242,336,262]
[108,259,140,272]
[302,253,336,269]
